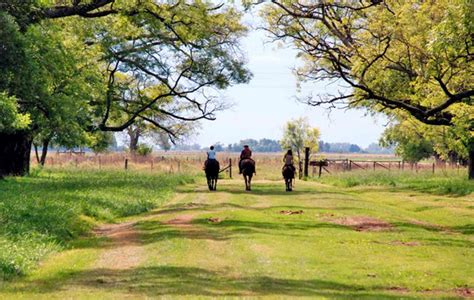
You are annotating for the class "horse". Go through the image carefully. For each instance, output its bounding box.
[241,159,255,191]
[204,159,220,191]
[282,165,295,191]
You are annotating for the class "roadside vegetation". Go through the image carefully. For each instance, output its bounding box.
[0,169,194,279]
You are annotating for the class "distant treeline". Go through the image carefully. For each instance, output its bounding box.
[224,139,282,152]
[319,141,394,154]
[174,139,393,154]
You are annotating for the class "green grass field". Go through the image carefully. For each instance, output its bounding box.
[0,169,194,279]
[0,169,472,299]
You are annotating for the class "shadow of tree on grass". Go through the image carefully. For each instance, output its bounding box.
[7,265,421,299]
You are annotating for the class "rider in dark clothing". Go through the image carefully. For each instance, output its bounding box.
[239,145,253,174]
[283,149,296,174]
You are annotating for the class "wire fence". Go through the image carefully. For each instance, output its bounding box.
[27,152,467,180]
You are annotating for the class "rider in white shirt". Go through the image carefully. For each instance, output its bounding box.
[207,146,216,160]
[204,146,217,169]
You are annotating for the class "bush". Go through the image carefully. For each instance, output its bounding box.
[136,144,153,156]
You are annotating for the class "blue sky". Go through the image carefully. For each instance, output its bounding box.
[193,17,388,149]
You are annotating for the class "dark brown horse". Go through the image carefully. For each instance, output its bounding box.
[241,159,255,191]
[205,159,220,191]
[282,165,295,191]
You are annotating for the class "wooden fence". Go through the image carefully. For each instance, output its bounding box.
[309,158,465,177]
[30,152,236,177]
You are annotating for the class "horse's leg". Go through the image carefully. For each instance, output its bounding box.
[248,175,252,191]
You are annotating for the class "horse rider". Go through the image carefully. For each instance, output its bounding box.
[283,149,296,174]
[239,144,254,174]
[204,145,217,169]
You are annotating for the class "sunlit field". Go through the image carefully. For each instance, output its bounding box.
[1,155,472,298]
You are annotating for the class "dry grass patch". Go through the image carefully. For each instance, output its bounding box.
[326,216,392,232]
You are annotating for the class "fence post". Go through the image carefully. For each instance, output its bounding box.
[99,156,101,170]
[125,158,128,170]
[318,164,323,178]
[304,147,310,178]
[229,158,232,179]
[151,158,154,171]
[373,161,376,171]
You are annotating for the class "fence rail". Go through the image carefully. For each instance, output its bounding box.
[309,158,465,177]
[28,153,240,177]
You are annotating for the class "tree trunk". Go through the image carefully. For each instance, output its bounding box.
[130,135,139,153]
[33,143,40,164]
[0,131,33,176]
[127,127,141,153]
[40,138,50,166]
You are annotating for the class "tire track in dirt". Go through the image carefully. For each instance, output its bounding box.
[93,221,145,270]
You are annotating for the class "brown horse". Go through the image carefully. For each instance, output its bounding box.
[282,165,295,191]
[204,159,220,191]
[241,159,255,191]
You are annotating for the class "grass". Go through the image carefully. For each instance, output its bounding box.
[0,169,194,279]
[0,175,472,299]
[316,170,473,196]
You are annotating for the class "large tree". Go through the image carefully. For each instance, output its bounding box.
[0,0,251,176]
[262,0,474,178]
[280,117,320,173]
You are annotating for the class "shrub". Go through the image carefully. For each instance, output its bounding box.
[136,144,153,156]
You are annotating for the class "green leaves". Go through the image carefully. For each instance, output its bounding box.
[280,117,320,161]
[1,1,251,160]
[263,1,473,126]
[0,93,31,133]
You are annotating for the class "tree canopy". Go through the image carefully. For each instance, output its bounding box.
[280,117,320,162]
[0,0,251,175]
[262,0,473,177]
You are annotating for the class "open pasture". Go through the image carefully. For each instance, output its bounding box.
[31,151,465,181]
